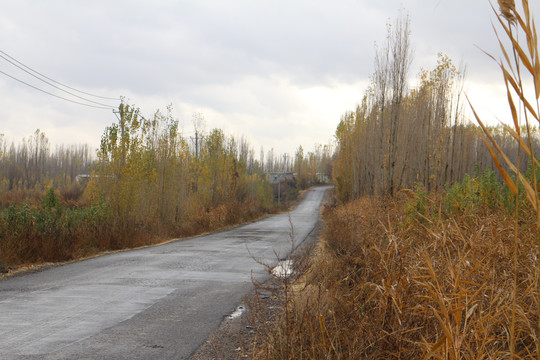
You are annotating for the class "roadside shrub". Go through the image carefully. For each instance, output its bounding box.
[445,168,503,215]
[403,182,428,223]
[0,189,114,264]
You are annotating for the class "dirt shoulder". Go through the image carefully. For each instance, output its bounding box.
[189,210,325,360]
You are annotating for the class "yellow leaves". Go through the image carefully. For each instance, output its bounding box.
[96,107,273,227]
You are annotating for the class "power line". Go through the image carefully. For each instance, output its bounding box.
[0,69,114,110]
[0,52,116,108]
[0,49,119,101]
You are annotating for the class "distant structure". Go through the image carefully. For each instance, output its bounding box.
[269,172,294,184]
[75,174,114,186]
[316,173,331,183]
[269,172,295,203]
[75,174,92,183]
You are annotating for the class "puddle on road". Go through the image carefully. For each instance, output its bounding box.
[228,305,245,320]
[271,260,293,278]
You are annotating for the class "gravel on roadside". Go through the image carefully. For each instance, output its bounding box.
[189,217,324,360]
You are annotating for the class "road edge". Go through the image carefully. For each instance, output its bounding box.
[188,188,330,359]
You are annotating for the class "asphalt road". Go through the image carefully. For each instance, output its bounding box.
[0,186,330,360]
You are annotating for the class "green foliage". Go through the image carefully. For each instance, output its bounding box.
[36,187,63,235]
[497,156,540,215]
[444,167,509,216]
[476,167,502,209]
[526,157,540,187]
[41,187,60,210]
[446,174,473,215]
[0,191,112,264]
[3,203,34,239]
[404,183,428,223]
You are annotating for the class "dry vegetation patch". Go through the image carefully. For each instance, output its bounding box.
[253,195,538,359]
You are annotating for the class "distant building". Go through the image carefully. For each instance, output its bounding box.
[317,173,331,184]
[75,174,92,184]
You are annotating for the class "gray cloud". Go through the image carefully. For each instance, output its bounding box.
[2,1,379,91]
[1,0,539,154]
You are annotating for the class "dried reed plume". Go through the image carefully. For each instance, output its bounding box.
[498,0,517,23]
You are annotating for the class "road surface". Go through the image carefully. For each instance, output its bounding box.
[0,186,329,360]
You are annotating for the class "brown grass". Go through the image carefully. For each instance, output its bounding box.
[0,190,267,269]
[0,188,44,208]
[469,1,540,357]
[251,195,538,359]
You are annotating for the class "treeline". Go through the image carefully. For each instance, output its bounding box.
[0,103,331,265]
[293,144,333,189]
[0,130,92,193]
[89,103,276,238]
[90,104,333,235]
[332,16,540,201]
[0,118,332,207]
[258,145,332,184]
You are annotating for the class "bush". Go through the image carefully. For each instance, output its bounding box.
[0,189,113,264]
[445,168,503,215]
[404,182,428,223]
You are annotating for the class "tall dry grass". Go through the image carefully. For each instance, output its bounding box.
[469,0,540,357]
[252,193,538,359]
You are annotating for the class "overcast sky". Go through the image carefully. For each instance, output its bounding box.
[1,0,538,156]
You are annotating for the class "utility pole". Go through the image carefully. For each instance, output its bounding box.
[112,103,126,172]
[192,112,205,159]
[250,157,254,202]
[190,131,204,159]
[278,176,281,203]
[120,109,125,167]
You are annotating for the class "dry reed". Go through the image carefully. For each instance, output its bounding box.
[252,195,538,359]
[469,0,540,358]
